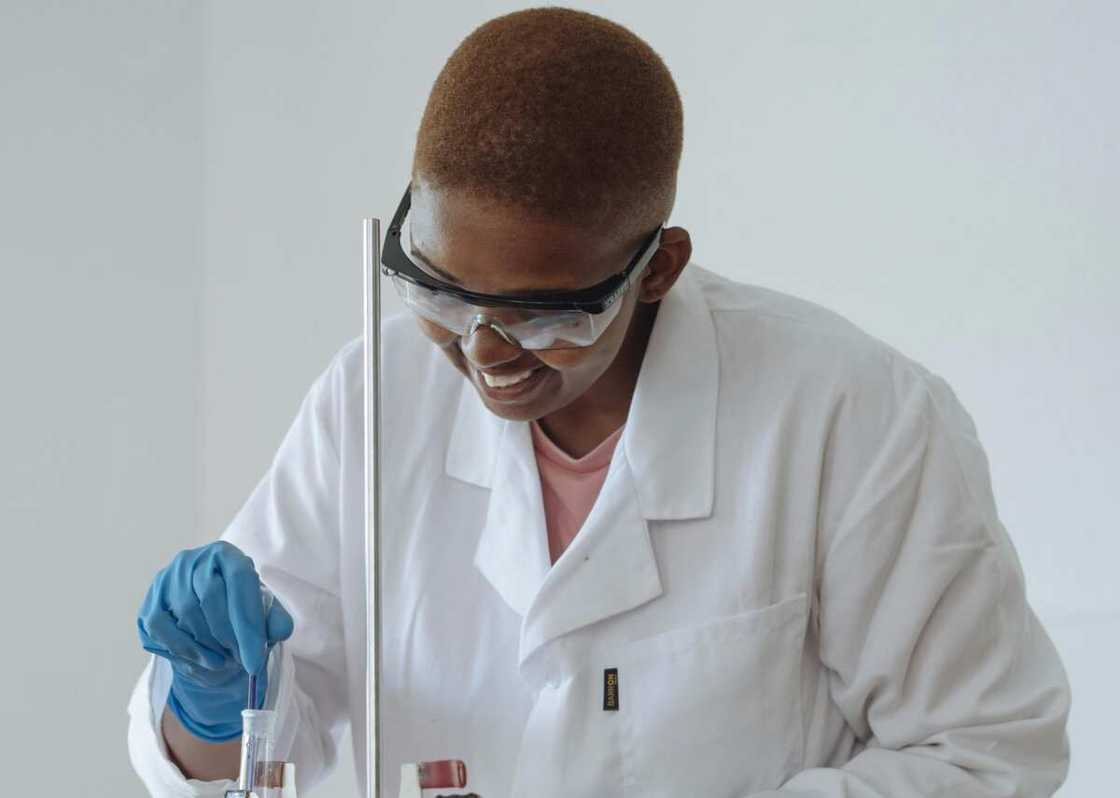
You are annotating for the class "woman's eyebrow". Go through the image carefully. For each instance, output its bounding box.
[409,244,462,285]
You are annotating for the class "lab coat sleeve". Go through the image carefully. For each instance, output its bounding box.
[127,344,354,797]
[750,359,1071,798]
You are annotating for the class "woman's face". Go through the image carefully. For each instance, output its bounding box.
[405,184,664,422]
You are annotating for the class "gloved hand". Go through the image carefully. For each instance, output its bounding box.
[137,541,294,742]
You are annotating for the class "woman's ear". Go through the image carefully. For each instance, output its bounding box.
[637,226,692,303]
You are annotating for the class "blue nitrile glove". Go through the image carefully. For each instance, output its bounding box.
[137,541,294,742]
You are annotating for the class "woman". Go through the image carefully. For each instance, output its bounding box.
[129,8,1070,797]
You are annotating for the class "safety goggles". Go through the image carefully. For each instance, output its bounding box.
[380,185,664,350]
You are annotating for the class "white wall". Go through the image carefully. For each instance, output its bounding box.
[2,2,1112,796]
[196,4,386,794]
[0,2,203,796]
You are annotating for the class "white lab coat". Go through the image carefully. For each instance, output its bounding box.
[128,265,1070,798]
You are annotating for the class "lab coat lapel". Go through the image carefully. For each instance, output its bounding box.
[516,267,719,667]
[446,382,552,617]
[444,266,719,663]
[446,376,660,656]
[517,450,662,667]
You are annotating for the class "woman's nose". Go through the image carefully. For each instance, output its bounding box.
[459,318,523,367]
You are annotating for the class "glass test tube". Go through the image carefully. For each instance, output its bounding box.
[238,708,280,798]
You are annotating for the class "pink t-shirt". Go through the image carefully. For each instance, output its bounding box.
[530,420,625,564]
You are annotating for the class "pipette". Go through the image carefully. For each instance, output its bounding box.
[247,585,275,711]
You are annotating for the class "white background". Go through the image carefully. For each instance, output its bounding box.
[1,2,1115,796]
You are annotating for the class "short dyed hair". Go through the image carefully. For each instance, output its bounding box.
[412,7,684,237]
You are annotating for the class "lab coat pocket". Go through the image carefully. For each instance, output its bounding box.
[616,593,808,798]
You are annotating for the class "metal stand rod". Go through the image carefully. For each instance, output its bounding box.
[362,217,382,798]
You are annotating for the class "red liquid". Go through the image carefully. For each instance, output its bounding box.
[418,759,467,789]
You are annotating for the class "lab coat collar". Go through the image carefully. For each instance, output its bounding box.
[445,265,719,520]
[621,265,719,521]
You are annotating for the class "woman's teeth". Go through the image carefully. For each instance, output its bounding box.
[482,368,536,388]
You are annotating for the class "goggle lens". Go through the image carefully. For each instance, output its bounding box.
[390,274,624,350]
